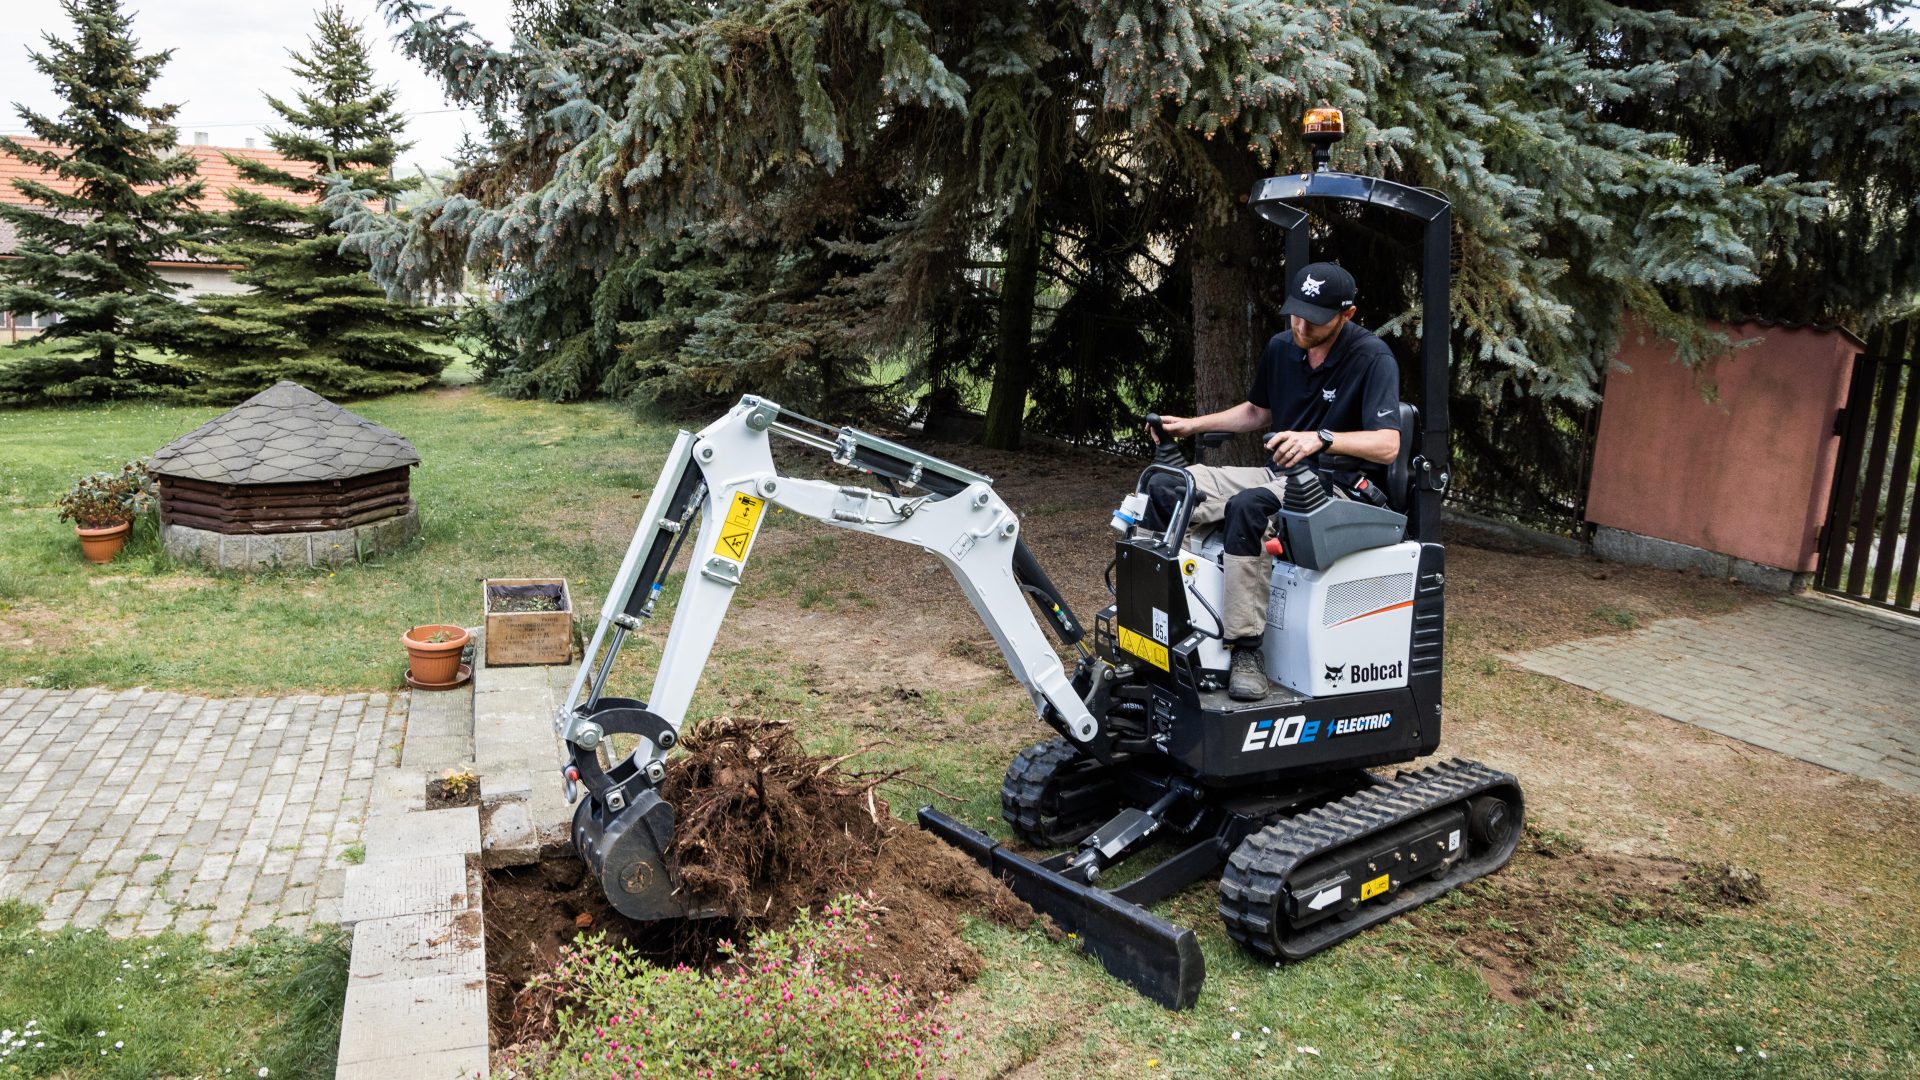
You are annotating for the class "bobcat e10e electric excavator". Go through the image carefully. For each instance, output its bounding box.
[554,114,1524,1010]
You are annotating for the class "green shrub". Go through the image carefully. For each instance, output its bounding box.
[54,460,155,529]
[516,896,966,1078]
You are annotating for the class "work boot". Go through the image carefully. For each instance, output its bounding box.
[1228,647,1269,702]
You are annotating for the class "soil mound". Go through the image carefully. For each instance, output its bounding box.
[485,716,1036,1048]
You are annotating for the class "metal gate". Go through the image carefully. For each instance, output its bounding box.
[1818,322,1919,613]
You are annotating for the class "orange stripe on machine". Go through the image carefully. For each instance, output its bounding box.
[1328,599,1413,628]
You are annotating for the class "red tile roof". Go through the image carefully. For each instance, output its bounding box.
[0,137,320,214]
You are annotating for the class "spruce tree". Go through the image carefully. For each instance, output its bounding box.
[339,0,1920,463]
[0,0,203,405]
[188,3,445,402]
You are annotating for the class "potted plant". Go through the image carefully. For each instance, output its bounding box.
[56,460,156,565]
[402,623,471,687]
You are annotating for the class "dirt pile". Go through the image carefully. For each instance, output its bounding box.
[660,715,898,911]
[660,716,1037,984]
[485,716,1037,1048]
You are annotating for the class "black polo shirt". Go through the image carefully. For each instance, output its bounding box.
[1247,321,1401,483]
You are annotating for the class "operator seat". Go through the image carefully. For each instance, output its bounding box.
[1384,402,1419,512]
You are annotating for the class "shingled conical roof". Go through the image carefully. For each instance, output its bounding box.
[150,381,420,484]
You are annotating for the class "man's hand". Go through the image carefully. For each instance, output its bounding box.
[1149,415,1198,443]
[1265,430,1322,468]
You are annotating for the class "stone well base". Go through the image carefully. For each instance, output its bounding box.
[163,504,420,572]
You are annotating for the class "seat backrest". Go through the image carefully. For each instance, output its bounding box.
[1385,402,1419,511]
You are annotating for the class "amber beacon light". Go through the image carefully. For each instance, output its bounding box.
[1302,105,1345,171]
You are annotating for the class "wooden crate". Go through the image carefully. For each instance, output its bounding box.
[483,578,573,666]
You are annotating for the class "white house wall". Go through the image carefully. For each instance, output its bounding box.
[158,266,246,298]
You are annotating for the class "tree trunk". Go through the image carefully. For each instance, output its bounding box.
[1188,143,1268,465]
[981,193,1040,450]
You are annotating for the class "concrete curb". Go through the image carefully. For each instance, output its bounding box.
[334,802,488,1078]
[333,627,580,1078]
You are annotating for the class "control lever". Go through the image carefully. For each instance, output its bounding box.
[1141,413,1187,467]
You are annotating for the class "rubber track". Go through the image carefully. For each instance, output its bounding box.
[1000,737,1103,848]
[1218,758,1519,959]
[998,730,1121,849]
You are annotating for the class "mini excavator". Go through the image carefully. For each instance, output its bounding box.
[555,109,1523,1009]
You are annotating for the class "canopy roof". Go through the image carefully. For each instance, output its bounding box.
[150,381,419,484]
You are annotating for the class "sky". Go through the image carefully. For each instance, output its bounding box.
[0,0,516,179]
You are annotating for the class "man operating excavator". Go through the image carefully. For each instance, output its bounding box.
[1146,261,1403,702]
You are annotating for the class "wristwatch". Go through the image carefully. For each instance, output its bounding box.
[1317,429,1335,453]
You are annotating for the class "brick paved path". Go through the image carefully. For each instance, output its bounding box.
[0,688,402,944]
[1515,598,1920,795]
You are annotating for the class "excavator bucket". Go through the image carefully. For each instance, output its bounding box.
[573,788,692,921]
[918,808,1205,1010]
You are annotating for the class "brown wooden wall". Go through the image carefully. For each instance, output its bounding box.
[158,467,412,534]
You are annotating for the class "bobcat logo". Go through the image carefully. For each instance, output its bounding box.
[1301,274,1325,298]
[1321,388,1337,402]
[1324,663,1343,685]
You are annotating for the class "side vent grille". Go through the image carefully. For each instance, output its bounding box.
[1322,573,1414,627]
[1410,549,1446,676]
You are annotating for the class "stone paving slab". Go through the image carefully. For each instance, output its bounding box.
[1513,597,1920,794]
[363,805,481,861]
[479,799,537,869]
[335,972,489,1065]
[468,639,575,852]
[340,853,473,924]
[405,677,474,771]
[0,687,399,941]
[348,908,486,983]
[342,756,492,1077]
[335,1047,487,1080]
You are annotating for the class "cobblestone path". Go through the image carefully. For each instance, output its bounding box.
[1514,598,1920,795]
[0,688,403,944]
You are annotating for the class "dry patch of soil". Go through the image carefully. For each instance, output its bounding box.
[720,599,1038,744]
[1447,541,1756,653]
[1406,829,1766,1005]
[0,600,106,652]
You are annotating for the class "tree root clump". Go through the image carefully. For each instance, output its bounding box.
[658,715,1037,995]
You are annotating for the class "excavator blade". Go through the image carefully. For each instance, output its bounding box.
[572,789,690,922]
[918,807,1204,1010]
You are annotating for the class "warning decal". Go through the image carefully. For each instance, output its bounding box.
[1116,625,1169,671]
[713,491,766,561]
[1360,872,1391,901]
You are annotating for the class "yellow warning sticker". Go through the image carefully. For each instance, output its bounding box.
[1360,873,1391,901]
[1117,625,1170,671]
[712,491,766,562]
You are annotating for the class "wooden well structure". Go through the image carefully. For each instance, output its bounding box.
[150,381,422,570]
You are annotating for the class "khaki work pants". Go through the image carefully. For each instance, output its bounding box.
[1185,465,1286,644]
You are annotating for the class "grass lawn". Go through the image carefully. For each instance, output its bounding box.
[3,387,1918,1077]
[0,388,659,693]
[0,902,347,1079]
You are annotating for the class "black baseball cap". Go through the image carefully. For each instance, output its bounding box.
[1280,262,1357,324]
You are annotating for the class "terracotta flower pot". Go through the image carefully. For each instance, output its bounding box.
[402,624,471,685]
[75,521,132,564]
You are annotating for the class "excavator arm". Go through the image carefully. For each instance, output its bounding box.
[554,395,1100,919]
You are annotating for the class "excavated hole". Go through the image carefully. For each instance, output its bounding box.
[483,715,1039,1051]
